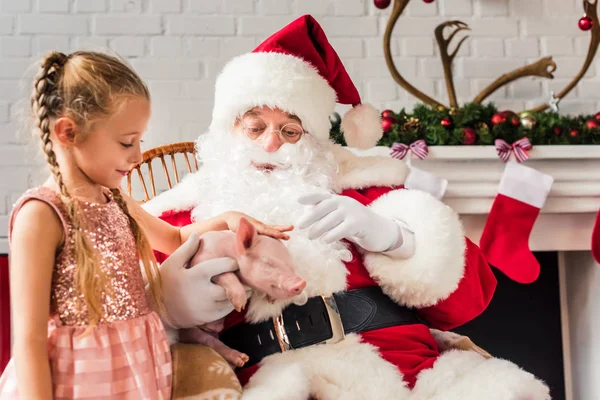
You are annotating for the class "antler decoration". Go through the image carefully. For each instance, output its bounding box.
[382,0,599,114]
[435,21,470,108]
[472,57,557,104]
[383,0,446,109]
[526,0,600,113]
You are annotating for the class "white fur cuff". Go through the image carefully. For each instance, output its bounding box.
[361,189,466,307]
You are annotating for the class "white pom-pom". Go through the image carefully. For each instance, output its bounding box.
[340,103,383,150]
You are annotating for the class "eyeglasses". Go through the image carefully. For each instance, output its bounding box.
[241,119,306,144]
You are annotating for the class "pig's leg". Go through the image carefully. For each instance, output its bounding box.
[179,327,250,368]
[212,271,248,312]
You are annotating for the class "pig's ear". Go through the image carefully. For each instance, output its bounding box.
[236,217,257,256]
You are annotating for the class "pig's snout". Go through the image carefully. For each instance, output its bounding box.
[286,278,306,295]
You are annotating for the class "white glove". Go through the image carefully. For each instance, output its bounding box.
[156,234,245,329]
[297,192,406,253]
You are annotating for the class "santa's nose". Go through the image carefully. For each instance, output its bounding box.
[261,132,284,152]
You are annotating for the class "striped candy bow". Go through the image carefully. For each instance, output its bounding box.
[495,138,533,163]
[390,139,429,160]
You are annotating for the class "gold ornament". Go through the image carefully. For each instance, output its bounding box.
[520,113,537,130]
[476,122,489,133]
[437,105,446,112]
[401,116,421,132]
[449,107,458,116]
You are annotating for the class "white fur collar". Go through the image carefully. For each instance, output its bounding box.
[330,144,408,191]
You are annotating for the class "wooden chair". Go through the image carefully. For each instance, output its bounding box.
[126,142,198,203]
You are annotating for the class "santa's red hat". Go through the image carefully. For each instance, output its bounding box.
[209,14,382,148]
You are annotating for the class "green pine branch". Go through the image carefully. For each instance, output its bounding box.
[329,103,600,146]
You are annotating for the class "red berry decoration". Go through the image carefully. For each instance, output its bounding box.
[553,126,562,136]
[587,119,599,129]
[381,109,396,120]
[374,0,391,9]
[440,117,453,128]
[570,129,579,138]
[463,127,476,145]
[579,15,593,31]
[381,116,395,133]
[491,113,506,125]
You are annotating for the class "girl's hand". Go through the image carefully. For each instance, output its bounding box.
[222,211,293,240]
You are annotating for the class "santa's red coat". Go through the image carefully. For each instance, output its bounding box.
[154,185,497,389]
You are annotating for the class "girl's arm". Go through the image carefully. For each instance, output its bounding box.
[122,191,292,256]
[123,192,227,255]
[10,200,63,400]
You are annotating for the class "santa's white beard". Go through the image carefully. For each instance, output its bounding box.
[191,130,338,225]
[188,130,349,322]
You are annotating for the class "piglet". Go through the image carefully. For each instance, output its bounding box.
[177,217,306,367]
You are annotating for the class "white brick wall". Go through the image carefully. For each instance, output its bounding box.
[0,0,598,253]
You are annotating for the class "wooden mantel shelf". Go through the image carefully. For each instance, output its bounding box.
[352,145,600,252]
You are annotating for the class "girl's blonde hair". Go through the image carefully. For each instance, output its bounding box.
[30,50,162,326]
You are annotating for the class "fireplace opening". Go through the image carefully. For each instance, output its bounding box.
[455,252,565,400]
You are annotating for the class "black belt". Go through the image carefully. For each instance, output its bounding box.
[220,286,423,367]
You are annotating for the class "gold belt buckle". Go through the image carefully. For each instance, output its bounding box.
[272,295,345,353]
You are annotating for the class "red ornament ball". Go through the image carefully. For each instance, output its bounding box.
[570,129,579,138]
[440,117,453,128]
[579,16,594,31]
[423,0,435,3]
[491,113,507,125]
[553,126,562,136]
[463,128,476,145]
[587,119,599,129]
[381,109,396,120]
[374,0,391,9]
[381,116,396,133]
[499,110,519,126]
[595,111,600,121]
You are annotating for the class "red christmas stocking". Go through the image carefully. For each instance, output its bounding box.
[480,162,554,283]
[592,209,600,264]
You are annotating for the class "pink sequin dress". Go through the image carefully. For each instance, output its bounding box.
[0,186,172,399]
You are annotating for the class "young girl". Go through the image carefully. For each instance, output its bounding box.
[0,51,290,399]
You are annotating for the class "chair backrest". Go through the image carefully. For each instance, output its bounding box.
[126,141,198,203]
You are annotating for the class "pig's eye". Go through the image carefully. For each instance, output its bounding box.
[261,258,276,269]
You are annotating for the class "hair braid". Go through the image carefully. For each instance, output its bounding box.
[31,52,107,326]
[110,188,163,310]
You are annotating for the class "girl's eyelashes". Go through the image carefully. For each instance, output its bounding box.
[120,139,144,148]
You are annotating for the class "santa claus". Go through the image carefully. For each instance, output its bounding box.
[145,14,550,400]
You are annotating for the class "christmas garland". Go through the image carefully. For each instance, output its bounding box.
[330,103,600,147]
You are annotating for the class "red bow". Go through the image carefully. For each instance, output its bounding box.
[390,140,429,160]
[495,138,532,163]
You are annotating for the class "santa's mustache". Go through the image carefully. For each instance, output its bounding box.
[243,142,311,169]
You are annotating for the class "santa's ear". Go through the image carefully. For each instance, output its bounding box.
[235,217,257,256]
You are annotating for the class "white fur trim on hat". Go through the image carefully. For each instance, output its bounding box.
[209,52,337,141]
[341,103,383,149]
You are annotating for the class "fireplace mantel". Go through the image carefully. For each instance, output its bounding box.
[353,145,600,252]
